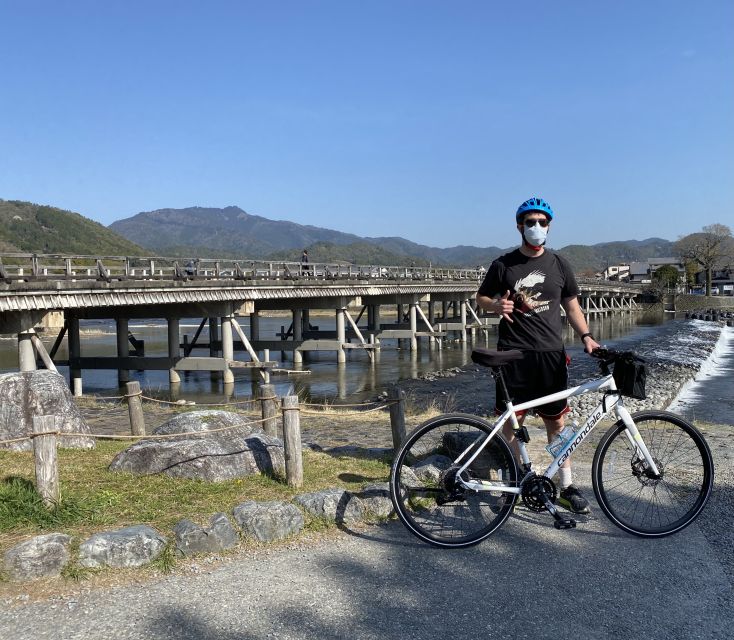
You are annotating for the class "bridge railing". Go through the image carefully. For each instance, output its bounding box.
[0,253,487,284]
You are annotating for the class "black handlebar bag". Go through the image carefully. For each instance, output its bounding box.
[613,354,647,400]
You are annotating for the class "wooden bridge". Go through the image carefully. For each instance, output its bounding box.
[0,253,642,394]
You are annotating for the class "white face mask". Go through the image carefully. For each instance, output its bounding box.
[523,223,548,247]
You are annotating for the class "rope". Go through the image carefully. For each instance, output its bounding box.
[139,394,261,407]
[301,403,393,416]
[301,400,385,408]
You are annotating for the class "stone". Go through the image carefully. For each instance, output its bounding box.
[3,533,71,581]
[0,370,94,451]
[293,488,365,524]
[353,482,393,518]
[232,501,304,543]
[78,525,166,568]
[173,513,239,556]
[108,410,285,482]
[411,454,452,482]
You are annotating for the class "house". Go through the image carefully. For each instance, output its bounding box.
[602,264,630,281]
[628,258,685,286]
[693,267,734,296]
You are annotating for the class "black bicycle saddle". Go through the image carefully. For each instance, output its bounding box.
[470,348,524,368]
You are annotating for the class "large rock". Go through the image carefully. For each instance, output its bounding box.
[232,501,304,543]
[108,410,285,482]
[353,483,394,519]
[78,525,166,568]
[173,513,239,556]
[293,488,365,524]
[0,370,94,451]
[3,533,72,581]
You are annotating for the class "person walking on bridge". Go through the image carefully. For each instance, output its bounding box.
[476,197,601,514]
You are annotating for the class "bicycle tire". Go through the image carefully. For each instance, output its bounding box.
[592,410,713,537]
[390,413,518,548]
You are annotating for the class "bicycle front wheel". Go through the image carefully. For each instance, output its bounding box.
[390,413,518,548]
[592,411,713,537]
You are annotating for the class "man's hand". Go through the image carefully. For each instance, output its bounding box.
[583,336,601,354]
[495,290,515,323]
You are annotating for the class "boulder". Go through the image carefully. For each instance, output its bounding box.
[353,483,394,519]
[3,533,72,581]
[108,410,285,482]
[0,370,94,451]
[293,488,365,524]
[232,501,304,543]
[173,513,239,556]
[78,525,166,568]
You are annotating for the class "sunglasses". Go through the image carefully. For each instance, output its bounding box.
[523,219,549,228]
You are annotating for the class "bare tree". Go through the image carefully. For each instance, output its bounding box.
[674,224,734,296]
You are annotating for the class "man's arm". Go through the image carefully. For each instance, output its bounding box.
[561,296,600,353]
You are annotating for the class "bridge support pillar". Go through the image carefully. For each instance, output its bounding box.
[209,317,220,381]
[250,311,260,342]
[18,331,36,372]
[116,318,129,385]
[460,298,467,342]
[336,308,346,363]
[409,303,418,351]
[221,314,235,384]
[427,301,436,345]
[293,309,303,365]
[67,314,82,396]
[168,317,181,384]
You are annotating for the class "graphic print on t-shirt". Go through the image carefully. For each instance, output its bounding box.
[513,270,551,315]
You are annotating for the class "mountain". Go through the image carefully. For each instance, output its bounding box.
[110,205,675,271]
[109,206,364,257]
[0,200,145,255]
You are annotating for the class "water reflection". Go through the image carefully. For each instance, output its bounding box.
[0,312,671,403]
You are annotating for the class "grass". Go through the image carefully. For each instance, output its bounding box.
[0,440,392,556]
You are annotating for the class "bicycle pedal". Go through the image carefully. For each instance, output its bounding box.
[553,518,577,530]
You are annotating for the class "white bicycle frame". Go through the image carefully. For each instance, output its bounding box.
[454,372,661,495]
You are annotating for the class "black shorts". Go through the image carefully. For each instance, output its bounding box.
[494,350,570,419]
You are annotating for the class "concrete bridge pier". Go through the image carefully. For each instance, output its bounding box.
[427,301,436,346]
[409,302,418,351]
[459,298,467,342]
[209,317,220,381]
[167,317,181,384]
[336,306,346,363]
[67,314,82,396]
[116,318,129,385]
[221,314,235,384]
[292,308,303,365]
[18,330,36,372]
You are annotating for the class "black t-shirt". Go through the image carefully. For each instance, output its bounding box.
[477,249,579,351]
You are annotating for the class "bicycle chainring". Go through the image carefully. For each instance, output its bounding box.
[521,476,557,512]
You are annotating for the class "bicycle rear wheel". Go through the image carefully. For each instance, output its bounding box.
[592,411,713,537]
[390,413,518,548]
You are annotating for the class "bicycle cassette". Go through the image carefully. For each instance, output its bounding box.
[521,476,557,512]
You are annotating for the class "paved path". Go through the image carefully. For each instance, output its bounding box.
[2,485,732,640]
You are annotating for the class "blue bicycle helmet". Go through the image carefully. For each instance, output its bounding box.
[515,197,554,223]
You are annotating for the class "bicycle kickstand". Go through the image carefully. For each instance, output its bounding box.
[539,489,577,531]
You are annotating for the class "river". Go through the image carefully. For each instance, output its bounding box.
[0,312,731,424]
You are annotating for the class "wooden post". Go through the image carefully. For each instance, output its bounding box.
[125,381,146,436]
[389,385,407,450]
[259,382,278,438]
[32,416,59,508]
[281,395,303,488]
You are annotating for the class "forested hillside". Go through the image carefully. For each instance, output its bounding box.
[0,200,144,255]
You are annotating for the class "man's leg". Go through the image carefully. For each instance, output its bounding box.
[542,415,590,514]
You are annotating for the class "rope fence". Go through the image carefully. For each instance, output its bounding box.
[0,385,408,504]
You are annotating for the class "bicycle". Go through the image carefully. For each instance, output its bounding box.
[389,347,714,548]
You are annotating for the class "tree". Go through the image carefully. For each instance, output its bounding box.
[653,264,681,290]
[674,224,734,296]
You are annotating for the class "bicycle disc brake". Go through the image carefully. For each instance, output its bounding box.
[631,456,663,485]
[521,476,557,512]
[435,465,468,505]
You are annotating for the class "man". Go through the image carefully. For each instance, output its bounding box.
[476,197,600,514]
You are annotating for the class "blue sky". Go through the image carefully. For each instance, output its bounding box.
[1,1,732,250]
